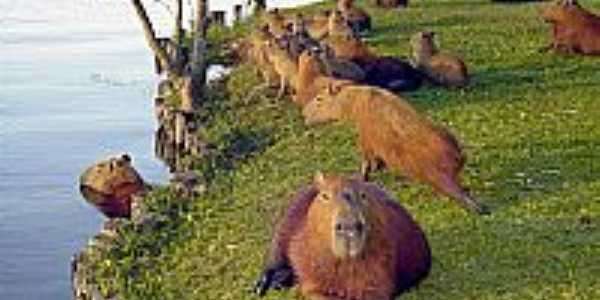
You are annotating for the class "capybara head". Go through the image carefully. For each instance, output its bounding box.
[541,0,580,23]
[411,31,437,63]
[302,83,346,125]
[311,172,368,259]
[298,48,327,76]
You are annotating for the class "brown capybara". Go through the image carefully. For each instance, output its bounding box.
[303,10,331,40]
[327,9,357,38]
[371,0,408,8]
[263,8,289,37]
[264,39,300,98]
[411,31,469,88]
[254,172,431,300]
[541,0,600,55]
[79,154,147,218]
[248,26,280,86]
[303,84,489,215]
[338,0,372,33]
[294,49,356,106]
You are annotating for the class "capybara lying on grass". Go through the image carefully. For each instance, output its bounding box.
[323,34,423,91]
[411,31,469,88]
[254,172,431,300]
[303,84,489,215]
[541,0,600,55]
[294,49,356,106]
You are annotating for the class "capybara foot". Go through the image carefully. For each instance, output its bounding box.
[253,262,295,296]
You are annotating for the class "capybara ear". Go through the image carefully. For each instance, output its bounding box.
[314,171,326,187]
[326,82,341,95]
[121,153,132,164]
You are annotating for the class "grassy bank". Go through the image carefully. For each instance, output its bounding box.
[90,1,600,299]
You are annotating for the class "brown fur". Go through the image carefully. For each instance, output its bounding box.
[248,26,280,86]
[338,0,372,33]
[257,173,431,300]
[541,0,600,55]
[264,39,300,98]
[79,154,146,218]
[371,0,408,8]
[305,10,333,40]
[303,85,488,214]
[411,31,469,88]
[295,50,355,106]
[263,9,289,37]
[322,34,377,61]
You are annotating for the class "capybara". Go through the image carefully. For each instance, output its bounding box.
[411,31,469,88]
[278,14,322,61]
[322,34,422,91]
[305,10,332,40]
[294,49,355,106]
[318,45,366,82]
[79,154,147,218]
[264,39,300,99]
[371,0,408,8]
[338,0,372,34]
[303,84,489,215]
[328,9,357,38]
[254,172,431,300]
[541,0,600,55]
[263,8,289,37]
[248,25,280,86]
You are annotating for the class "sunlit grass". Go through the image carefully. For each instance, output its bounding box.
[90,1,600,299]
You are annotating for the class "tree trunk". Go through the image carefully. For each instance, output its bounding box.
[190,0,208,93]
[131,0,173,75]
[174,0,183,42]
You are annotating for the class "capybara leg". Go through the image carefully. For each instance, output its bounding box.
[253,260,296,296]
[361,158,373,181]
[276,76,286,100]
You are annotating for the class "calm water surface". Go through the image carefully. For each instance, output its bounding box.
[0,0,321,299]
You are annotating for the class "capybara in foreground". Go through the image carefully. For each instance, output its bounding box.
[303,84,489,215]
[411,31,469,88]
[254,172,431,300]
[541,0,600,55]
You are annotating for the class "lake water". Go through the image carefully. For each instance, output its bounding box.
[0,0,321,299]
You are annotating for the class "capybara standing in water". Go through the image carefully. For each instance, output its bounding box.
[303,84,489,215]
[411,31,469,88]
[541,0,600,55]
[254,172,431,300]
[371,0,408,8]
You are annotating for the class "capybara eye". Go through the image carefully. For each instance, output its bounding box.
[320,192,330,201]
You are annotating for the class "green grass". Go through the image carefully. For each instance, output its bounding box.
[90,1,600,299]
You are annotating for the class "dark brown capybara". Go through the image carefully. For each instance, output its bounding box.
[254,172,431,300]
[303,84,489,215]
